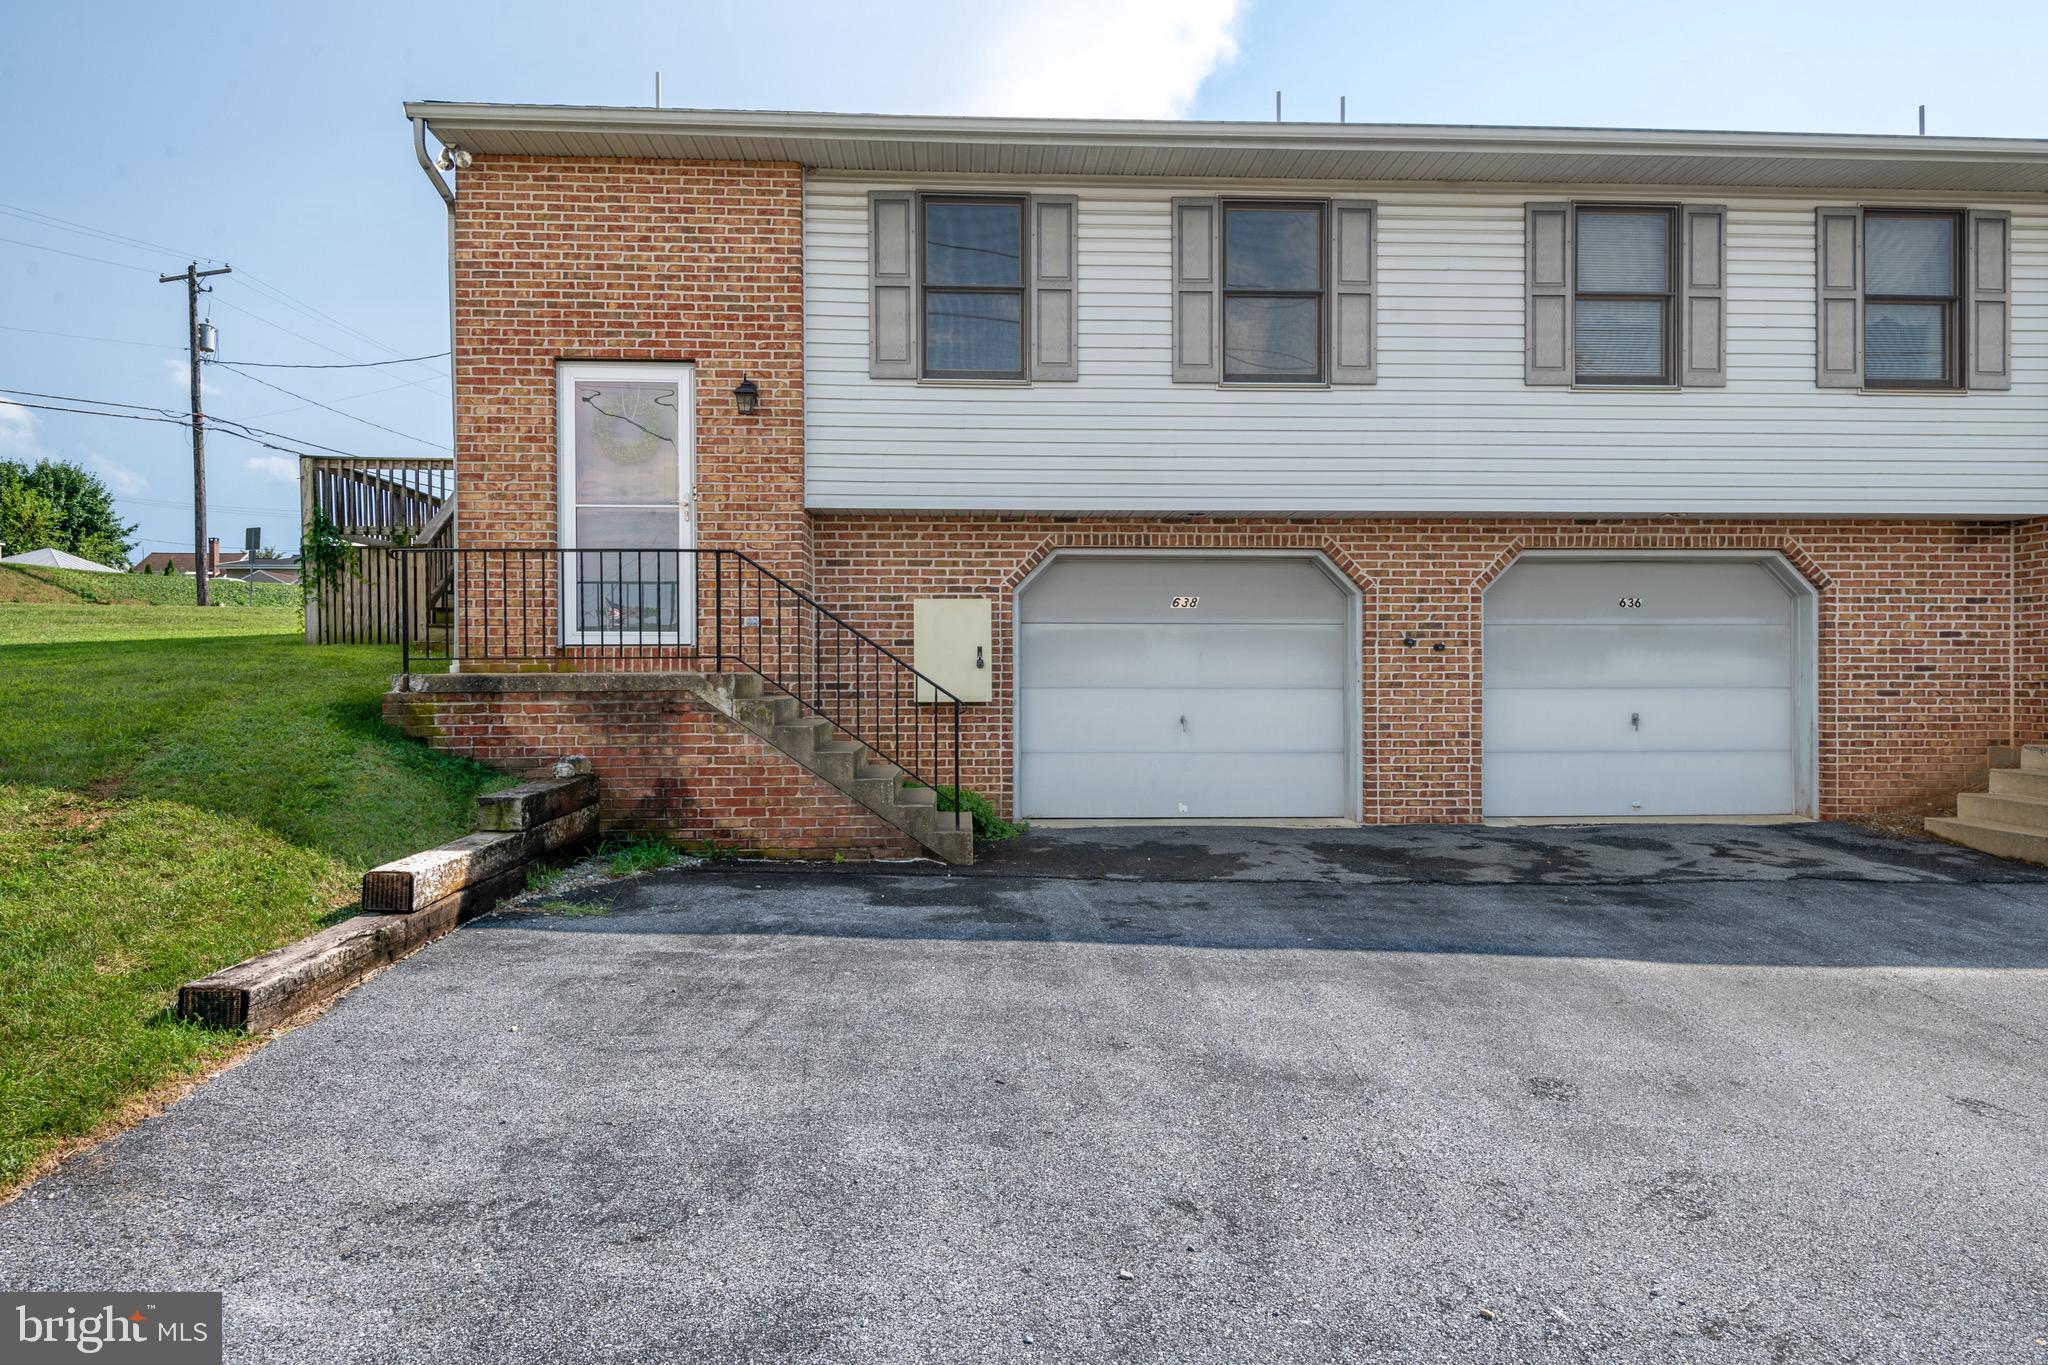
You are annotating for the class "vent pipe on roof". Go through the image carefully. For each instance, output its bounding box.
[1274,91,1282,122]
[1918,105,1927,135]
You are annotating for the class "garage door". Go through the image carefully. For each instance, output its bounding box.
[1483,558,1801,818]
[1018,556,1352,819]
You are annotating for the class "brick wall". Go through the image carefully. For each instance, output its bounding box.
[451,153,809,663]
[813,513,2018,821]
[2018,518,2048,744]
[384,686,922,860]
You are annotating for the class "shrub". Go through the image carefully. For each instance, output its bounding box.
[934,786,1027,843]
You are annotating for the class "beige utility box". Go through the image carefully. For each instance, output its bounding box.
[913,597,993,704]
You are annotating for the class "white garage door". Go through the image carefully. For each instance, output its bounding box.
[1483,558,1801,818]
[1018,556,1352,819]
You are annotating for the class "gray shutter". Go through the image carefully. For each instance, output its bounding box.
[1966,209,2012,392]
[1679,203,1727,388]
[1525,202,1572,385]
[1815,206,1862,388]
[1030,195,1079,382]
[1171,197,1220,383]
[1329,198,1377,385]
[868,190,918,380]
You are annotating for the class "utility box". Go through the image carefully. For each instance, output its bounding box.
[913,597,992,704]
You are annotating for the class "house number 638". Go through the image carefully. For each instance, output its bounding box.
[1617,597,1643,609]
[1171,596,1200,609]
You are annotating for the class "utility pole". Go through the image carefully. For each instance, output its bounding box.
[159,261,230,605]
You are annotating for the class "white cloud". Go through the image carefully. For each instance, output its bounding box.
[961,0,1244,119]
[244,454,297,482]
[163,356,225,400]
[87,455,149,497]
[0,400,41,459]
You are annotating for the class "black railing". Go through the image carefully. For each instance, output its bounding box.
[387,547,961,828]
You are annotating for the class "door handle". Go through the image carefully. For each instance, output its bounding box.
[1179,714,1188,731]
[1631,711,1641,731]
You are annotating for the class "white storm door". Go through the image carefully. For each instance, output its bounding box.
[556,362,695,647]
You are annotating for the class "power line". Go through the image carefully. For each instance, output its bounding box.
[0,322,182,351]
[0,233,161,274]
[0,386,187,416]
[208,296,453,399]
[231,271,423,363]
[0,201,221,266]
[216,350,448,370]
[0,389,444,463]
[206,360,451,451]
[243,373,443,425]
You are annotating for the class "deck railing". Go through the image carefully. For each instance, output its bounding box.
[387,546,962,824]
[301,456,455,645]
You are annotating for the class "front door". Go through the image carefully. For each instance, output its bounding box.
[556,362,694,646]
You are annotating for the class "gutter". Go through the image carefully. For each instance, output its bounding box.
[401,101,2048,167]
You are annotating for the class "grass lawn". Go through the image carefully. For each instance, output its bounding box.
[0,602,507,1194]
[0,563,298,608]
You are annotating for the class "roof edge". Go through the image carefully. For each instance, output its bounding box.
[402,102,2048,163]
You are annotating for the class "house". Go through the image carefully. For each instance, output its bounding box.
[133,543,300,584]
[1,547,123,573]
[385,103,2048,864]
[133,546,246,577]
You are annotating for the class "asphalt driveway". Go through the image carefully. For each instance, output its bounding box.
[3,823,2046,1362]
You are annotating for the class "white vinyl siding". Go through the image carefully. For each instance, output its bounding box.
[805,179,2048,515]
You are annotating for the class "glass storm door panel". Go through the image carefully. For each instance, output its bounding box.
[556,362,694,645]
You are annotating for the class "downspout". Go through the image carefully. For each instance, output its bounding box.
[412,115,460,674]
[411,114,457,501]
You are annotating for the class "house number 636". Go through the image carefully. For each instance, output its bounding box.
[1617,597,1643,609]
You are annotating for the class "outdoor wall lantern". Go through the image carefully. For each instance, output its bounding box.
[732,377,760,416]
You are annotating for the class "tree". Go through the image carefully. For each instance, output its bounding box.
[0,483,61,556]
[0,460,137,567]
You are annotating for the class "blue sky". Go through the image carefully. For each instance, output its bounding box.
[5,0,2045,558]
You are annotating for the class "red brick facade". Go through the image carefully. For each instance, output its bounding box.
[384,685,922,860]
[452,152,808,582]
[813,513,2020,822]
[432,154,2038,841]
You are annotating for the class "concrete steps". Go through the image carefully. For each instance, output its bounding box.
[717,672,973,865]
[1925,744,2048,867]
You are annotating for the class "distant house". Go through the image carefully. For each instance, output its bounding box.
[132,549,246,576]
[131,545,299,584]
[1,547,123,574]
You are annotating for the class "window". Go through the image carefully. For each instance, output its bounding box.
[921,197,1027,380]
[1863,210,1960,388]
[1222,201,1325,382]
[1573,206,1675,385]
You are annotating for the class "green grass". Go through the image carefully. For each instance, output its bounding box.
[604,836,681,877]
[0,564,297,608]
[0,603,507,1193]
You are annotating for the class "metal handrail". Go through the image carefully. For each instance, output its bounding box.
[386,546,962,830]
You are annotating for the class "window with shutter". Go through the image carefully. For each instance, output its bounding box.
[1813,205,2009,392]
[1171,197,1376,385]
[1527,201,1725,389]
[868,192,1080,383]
